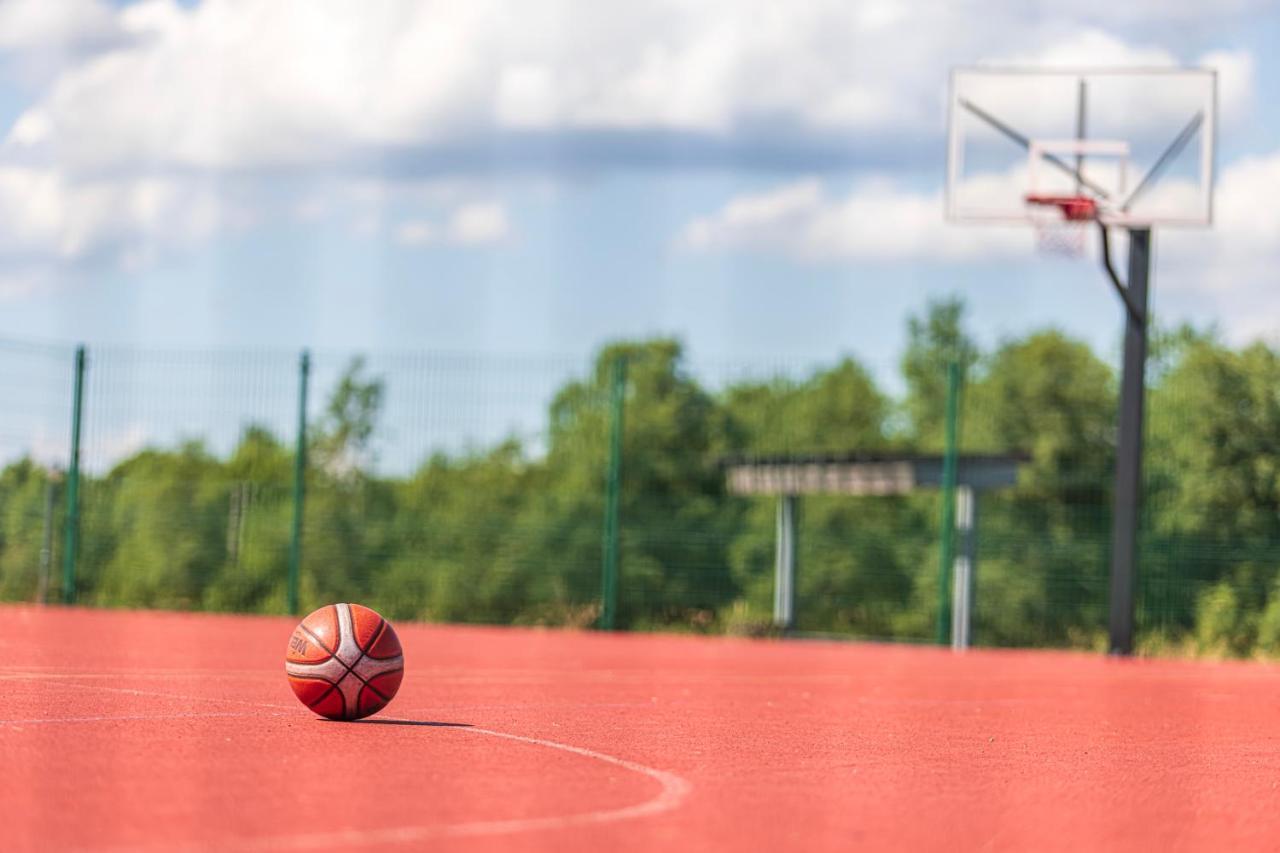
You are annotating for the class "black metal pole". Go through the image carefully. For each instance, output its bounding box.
[1108,228,1151,655]
[63,346,85,605]
[287,350,309,616]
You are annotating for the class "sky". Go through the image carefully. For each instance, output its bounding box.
[1,0,1279,423]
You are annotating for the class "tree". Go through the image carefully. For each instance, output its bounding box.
[901,296,980,448]
[205,426,294,613]
[303,359,392,609]
[91,442,229,609]
[375,440,543,623]
[536,339,736,627]
[723,358,891,455]
[1147,338,1280,540]
[313,357,385,477]
[721,356,914,637]
[963,331,1116,645]
[0,460,59,601]
[1141,335,1280,643]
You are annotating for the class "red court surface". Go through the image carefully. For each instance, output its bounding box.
[3,604,1280,851]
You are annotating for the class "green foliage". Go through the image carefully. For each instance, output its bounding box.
[1255,583,1280,655]
[902,296,980,448]
[724,357,892,454]
[1195,580,1255,657]
[1149,339,1280,539]
[314,356,385,476]
[90,443,229,609]
[4,300,1280,656]
[0,461,59,601]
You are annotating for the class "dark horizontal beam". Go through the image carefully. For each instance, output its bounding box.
[725,454,1027,496]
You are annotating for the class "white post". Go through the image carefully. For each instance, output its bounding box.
[951,486,977,650]
[774,495,796,630]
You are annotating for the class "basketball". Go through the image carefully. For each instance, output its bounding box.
[285,603,404,721]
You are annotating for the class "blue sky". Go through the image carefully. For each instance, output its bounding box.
[1,0,1278,399]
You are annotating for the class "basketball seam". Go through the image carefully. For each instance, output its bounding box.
[343,605,398,705]
[297,621,365,716]
[363,618,386,655]
[351,617,383,716]
[342,605,397,713]
[347,623,394,705]
[361,618,397,661]
[286,636,330,665]
[287,674,340,713]
[296,608,400,717]
[297,623,363,682]
[361,669,401,711]
[299,611,396,712]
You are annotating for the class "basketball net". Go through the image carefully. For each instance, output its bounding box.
[1025,195,1097,258]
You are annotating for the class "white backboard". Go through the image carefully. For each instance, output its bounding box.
[946,68,1216,227]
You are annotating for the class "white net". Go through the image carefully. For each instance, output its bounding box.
[1026,199,1094,257]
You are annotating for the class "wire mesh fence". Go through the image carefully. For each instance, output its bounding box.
[0,339,74,603]
[3,331,1280,653]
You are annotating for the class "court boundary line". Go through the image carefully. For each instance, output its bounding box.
[3,673,693,849]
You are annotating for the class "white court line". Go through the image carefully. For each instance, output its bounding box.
[20,678,297,711]
[217,726,692,851]
[396,700,655,715]
[5,673,693,849]
[0,670,278,680]
[13,673,656,716]
[1,710,291,728]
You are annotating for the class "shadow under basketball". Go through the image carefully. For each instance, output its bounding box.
[324,718,472,728]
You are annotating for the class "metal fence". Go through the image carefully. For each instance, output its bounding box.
[3,334,1279,653]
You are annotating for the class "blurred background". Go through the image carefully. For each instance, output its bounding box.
[2,1,1278,654]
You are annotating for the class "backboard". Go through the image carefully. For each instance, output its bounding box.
[946,68,1216,227]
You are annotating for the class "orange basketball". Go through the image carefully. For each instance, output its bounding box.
[285,603,404,721]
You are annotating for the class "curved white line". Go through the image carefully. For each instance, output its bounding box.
[233,726,692,850]
[3,675,693,849]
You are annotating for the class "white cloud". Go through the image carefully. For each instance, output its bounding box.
[5,2,1259,175]
[394,220,437,247]
[684,149,1280,268]
[682,177,1029,262]
[0,0,120,53]
[1000,28,1178,67]
[1198,49,1254,124]
[392,202,511,248]
[0,266,45,300]
[0,1,1264,283]
[448,202,510,245]
[682,148,1280,341]
[1162,151,1280,293]
[0,164,237,265]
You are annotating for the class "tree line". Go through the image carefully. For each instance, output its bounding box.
[2,299,1280,655]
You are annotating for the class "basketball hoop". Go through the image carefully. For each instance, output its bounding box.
[1025,194,1098,257]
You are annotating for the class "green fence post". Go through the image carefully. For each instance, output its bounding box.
[600,355,627,630]
[62,345,86,606]
[287,350,310,615]
[37,476,58,604]
[936,360,961,645]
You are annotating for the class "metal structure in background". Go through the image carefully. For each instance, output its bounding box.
[287,350,310,616]
[599,355,627,631]
[946,66,1217,655]
[724,453,1024,646]
[62,346,85,605]
[951,485,979,650]
[1103,228,1151,654]
[3,333,1267,648]
[37,476,58,605]
[773,495,797,628]
[936,360,962,645]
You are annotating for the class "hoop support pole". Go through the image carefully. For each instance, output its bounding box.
[1107,227,1152,656]
[1098,223,1144,325]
